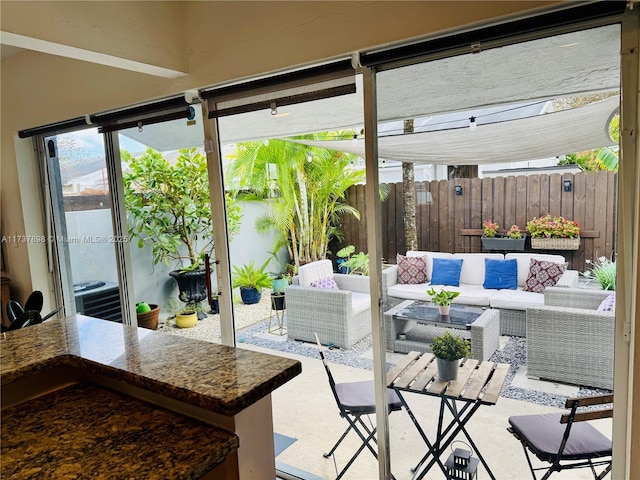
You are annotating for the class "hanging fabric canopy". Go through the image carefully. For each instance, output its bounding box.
[283,96,618,165]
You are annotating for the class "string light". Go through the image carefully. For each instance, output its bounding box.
[469,116,477,131]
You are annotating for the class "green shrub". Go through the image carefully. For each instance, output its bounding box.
[430,331,470,361]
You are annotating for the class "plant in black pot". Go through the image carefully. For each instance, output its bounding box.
[232,260,272,305]
[430,331,470,381]
[123,148,241,318]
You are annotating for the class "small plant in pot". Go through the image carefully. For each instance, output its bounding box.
[232,260,272,305]
[430,331,470,381]
[135,301,160,330]
[336,245,370,275]
[426,287,460,316]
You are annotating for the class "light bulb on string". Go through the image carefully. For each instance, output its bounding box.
[469,116,477,132]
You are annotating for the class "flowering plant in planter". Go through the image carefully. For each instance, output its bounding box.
[526,214,580,238]
[482,220,499,238]
[505,225,523,239]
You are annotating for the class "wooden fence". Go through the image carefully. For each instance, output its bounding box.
[340,172,617,271]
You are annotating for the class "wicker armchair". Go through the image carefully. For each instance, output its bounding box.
[286,260,371,349]
[526,287,615,390]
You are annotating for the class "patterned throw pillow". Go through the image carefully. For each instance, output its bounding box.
[523,258,568,293]
[597,292,616,312]
[310,276,339,290]
[397,254,427,284]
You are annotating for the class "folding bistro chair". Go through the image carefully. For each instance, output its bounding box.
[315,333,402,480]
[508,394,613,480]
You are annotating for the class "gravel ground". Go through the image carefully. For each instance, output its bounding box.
[160,294,611,408]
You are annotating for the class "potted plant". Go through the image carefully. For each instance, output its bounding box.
[583,255,616,290]
[481,220,526,251]
[232,260,272,304]
[336,245,370,275]
[526,214,580,250]
[426,287,460,316]
[135,301,160,330]
[122,148,241,314]
[430,330,470,381]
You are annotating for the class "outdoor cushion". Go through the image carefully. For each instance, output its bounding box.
[406,251,453,281]
[597,292,616,312]
[430,258,463,286]
[508,413,611,462]
[311,276,339,290]
[483,258,518,290]
[506,253,566,287]
[298,259,334,287]
[524,259,568,293]
[397,254,427,284]
[453,253,503,285]
[335,380,402,413]
[490,289,545,310]
[351,292,371,315]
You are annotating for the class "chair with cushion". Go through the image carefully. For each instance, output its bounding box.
[526,287,615,389]
[286,260,371,349]
[315,333,402,480]
[508,393,612,480]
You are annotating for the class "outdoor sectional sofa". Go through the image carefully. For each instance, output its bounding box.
[382,251,579,337]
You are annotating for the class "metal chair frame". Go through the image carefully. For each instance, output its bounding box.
[315,333,400,480]
[508,394,613,480]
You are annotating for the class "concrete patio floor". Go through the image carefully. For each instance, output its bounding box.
[240,342,613,480]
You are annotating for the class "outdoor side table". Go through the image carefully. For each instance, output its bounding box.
[387,351,509,480]
[269,294,287,335]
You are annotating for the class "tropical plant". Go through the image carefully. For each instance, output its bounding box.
[426,288,460,307]
[583,255,617,291]
[227,132,386,267]
[526,214,580,239]
[336,245,370,275]
[122,147,241,270]
[482,220,499,237]
[430,331,470,361]
[231,260,272,292]
[506,225,523,239]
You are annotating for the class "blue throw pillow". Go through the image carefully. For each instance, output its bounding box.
[483,258,518,290]
[430,258,464,286]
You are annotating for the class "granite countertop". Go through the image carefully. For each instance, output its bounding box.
[2,382,239,479]
[1,315,302,416]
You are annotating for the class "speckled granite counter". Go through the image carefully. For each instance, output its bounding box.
[2,383,239,479]
[1,315,302,479]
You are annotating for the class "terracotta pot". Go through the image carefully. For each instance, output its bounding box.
[136,304,159,330]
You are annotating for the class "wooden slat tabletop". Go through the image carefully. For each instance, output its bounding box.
[387,352,509,405]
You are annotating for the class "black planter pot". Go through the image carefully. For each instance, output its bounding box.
[240,287,261,305]
[271,293,285,310]
[169,269,208,319]
[210,298,219,315]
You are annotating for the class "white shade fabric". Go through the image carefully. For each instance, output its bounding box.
[285,96,618,165]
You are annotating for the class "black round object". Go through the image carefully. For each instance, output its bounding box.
[24,290,44,313]
[7,311,42,330]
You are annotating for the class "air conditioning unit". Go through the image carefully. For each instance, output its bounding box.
[74,280,122,322]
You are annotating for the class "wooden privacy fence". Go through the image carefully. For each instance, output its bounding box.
[341,172,617,271]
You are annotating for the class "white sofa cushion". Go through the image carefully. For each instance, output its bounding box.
[388,282,431,302]
[298,259,333,287]
[407,251,453,281]
[489,288,545,310]
[453,253,503,285]
[505,253,566,287]
[352,292,372,315]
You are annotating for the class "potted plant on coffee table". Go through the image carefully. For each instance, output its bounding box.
[430,330,470,381]
[426,287,460,316]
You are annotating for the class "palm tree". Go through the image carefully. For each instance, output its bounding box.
[226,132,365,266]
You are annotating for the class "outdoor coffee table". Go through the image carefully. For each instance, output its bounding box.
[387,351,510,480]
[384,301,500,361]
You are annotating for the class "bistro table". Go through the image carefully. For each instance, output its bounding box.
[387,351,510,479]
